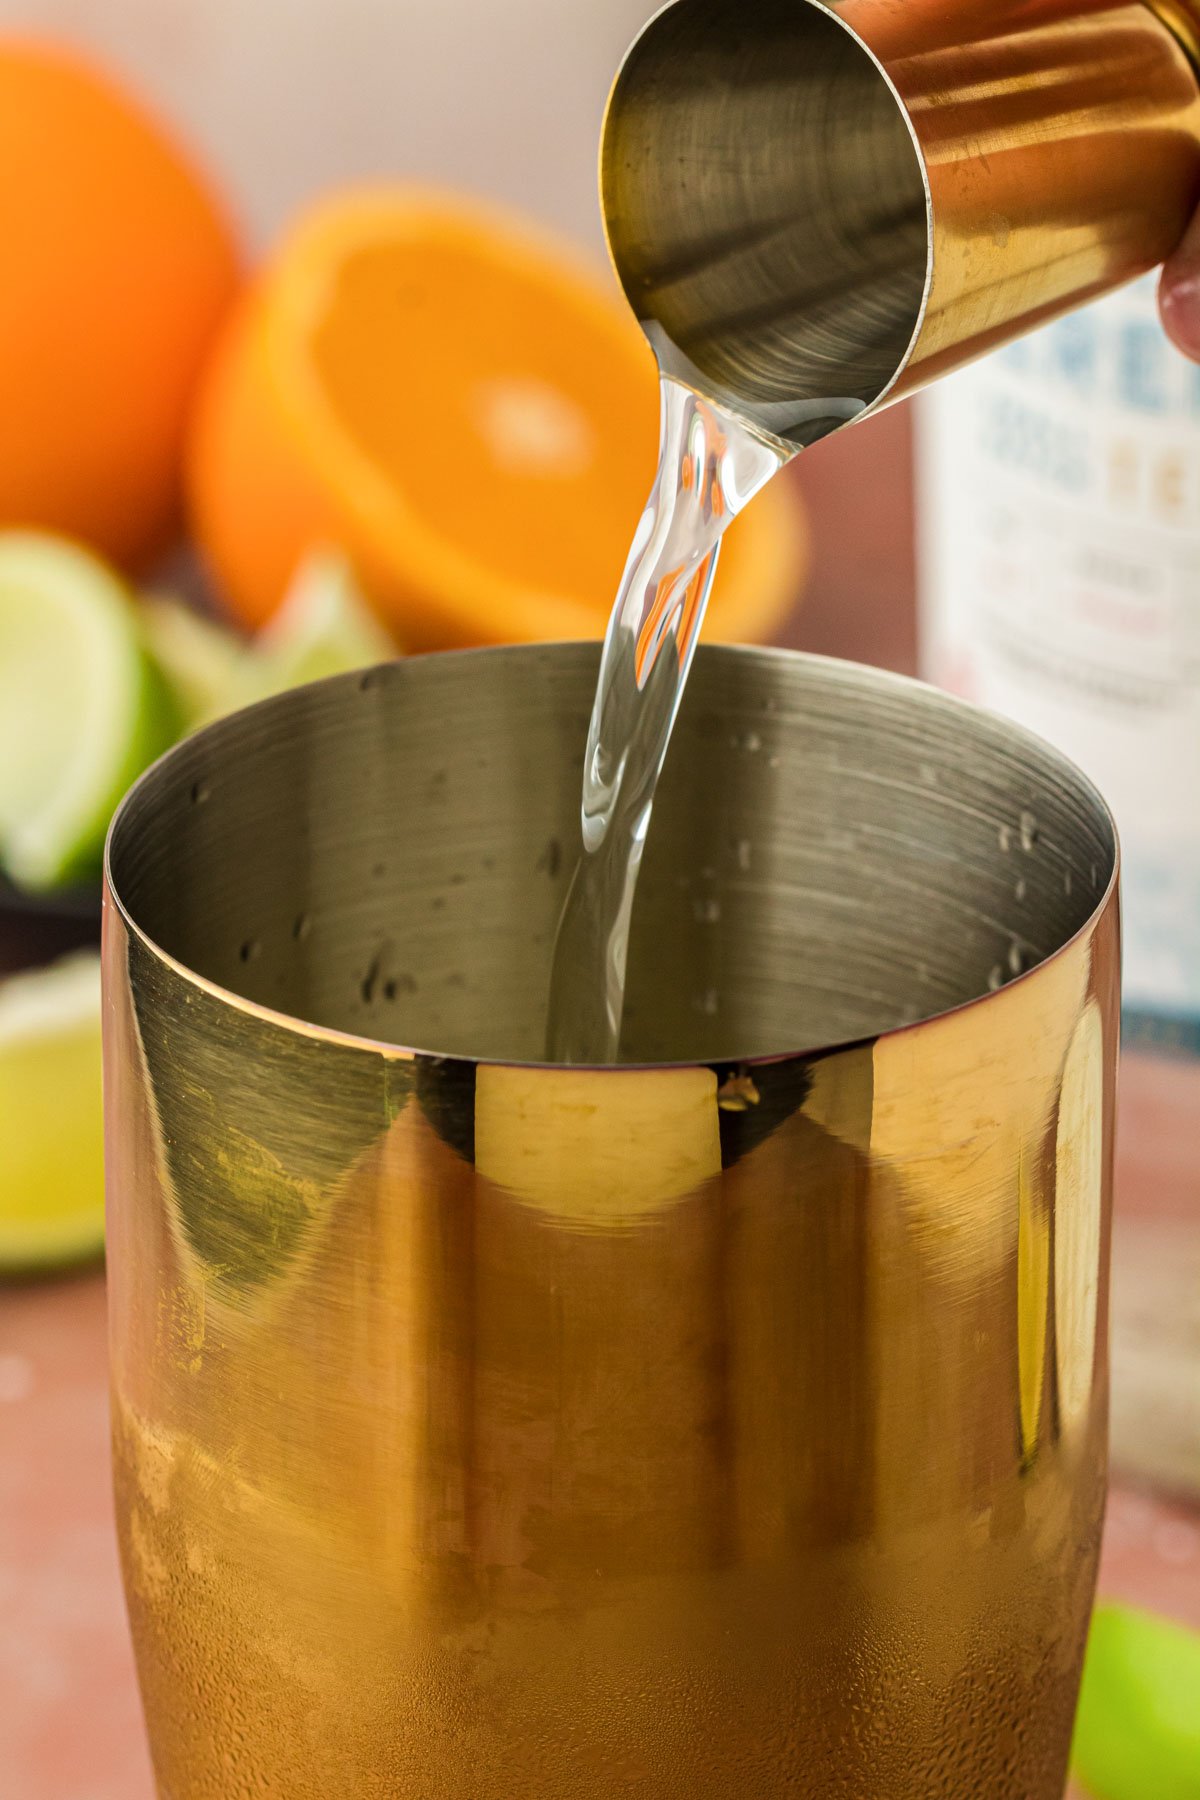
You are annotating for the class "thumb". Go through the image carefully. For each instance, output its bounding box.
[1159,205,1200,361]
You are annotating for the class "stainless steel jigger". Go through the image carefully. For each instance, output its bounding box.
[602,0,1200,447]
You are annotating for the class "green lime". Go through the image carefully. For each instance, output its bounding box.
[246,549,397,698]
[1072,1603,1200,1799]
[0,952,104,1271]
[0,533,177,889]
[141,593,251,729]
[144,556,396,732]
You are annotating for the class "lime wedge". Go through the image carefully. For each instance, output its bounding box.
[247,550,397,699]
[0,534,177,889]
[1072,1603,1200,1800]
[0,952,104,1270]
[145,556,397,735]
[141,594,251,729]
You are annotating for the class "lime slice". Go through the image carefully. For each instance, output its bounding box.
[141,594,252,729]
[0,533,177,889]
[144,557,397,735]
[0,952,104,1270]
[1072,1603,1200,1799]
[247,550,397,699]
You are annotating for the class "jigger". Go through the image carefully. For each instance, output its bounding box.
[602,0,1200,444]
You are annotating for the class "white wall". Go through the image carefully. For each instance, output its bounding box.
[0,0,658,253]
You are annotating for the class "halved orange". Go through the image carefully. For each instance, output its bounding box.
[187,188,807,649]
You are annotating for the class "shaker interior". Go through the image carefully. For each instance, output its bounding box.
[601,0,931,447]
[107,645,1115,1066]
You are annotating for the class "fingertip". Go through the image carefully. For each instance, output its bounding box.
[1161,243,1200,363]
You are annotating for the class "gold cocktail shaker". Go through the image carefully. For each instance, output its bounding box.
[602,0,1200,445]
[105,645,1120,1798]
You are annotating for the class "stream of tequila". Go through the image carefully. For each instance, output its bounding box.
[545,377,786,1062]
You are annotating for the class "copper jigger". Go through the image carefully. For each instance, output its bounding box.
[104,644,1118,1797]
[602,0,1200,446]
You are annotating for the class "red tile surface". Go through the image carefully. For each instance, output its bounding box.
[0,1274,154,1800]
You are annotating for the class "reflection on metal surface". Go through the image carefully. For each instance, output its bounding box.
[476,1064,721,1224]
[1056,999,1110,1444]
[104,645,1119,1797]
[1019,1134,1052,1462]
[1149,0,1200,63]
[602,0,1200,448]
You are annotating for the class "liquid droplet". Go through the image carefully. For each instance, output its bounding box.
[717,1072,761,1112]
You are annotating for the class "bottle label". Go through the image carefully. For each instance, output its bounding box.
[918,275,1200,1052]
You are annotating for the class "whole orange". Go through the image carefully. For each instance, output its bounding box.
[0,40,240,567]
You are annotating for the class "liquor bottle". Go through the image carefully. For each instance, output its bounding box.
[917,277,1200,1497]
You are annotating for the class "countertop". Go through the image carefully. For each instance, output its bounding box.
[2,406,1197,1800]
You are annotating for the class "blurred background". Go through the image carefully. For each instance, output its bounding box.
[0,4,1195,1798]
[7,0,655,249]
